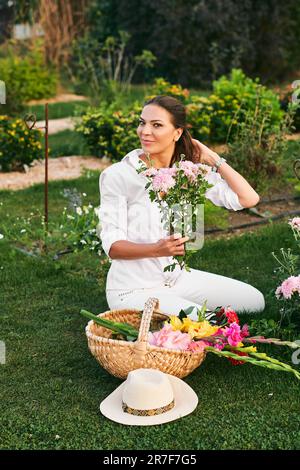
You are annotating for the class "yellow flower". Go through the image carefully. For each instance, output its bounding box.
[188,320,219,339]
[181,317,199,332]
[168,315,183,331]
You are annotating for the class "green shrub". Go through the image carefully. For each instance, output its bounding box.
[0,115,42,171]
[208,69,284,143]
[0,48,58,115]
[75,103,141,160]
[145,70,284,144]
[223,95,297,195]
[76,69,287,159]
[186,96,213,142]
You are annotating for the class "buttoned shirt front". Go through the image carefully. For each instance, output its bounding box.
[98,148,244,291]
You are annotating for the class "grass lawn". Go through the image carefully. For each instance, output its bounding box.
[0,177,300,450]
[46,130,91,158]
[25,101,90,121]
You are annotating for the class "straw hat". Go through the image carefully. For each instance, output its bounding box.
[100,368,198,426]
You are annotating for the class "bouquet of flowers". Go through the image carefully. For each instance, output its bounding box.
[137,152,213,272]
[81,303,300,380]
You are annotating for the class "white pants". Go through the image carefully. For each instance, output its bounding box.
[106,268,265,320]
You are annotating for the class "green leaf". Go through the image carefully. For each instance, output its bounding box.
[206,346,300,380]
[80,309,139,338]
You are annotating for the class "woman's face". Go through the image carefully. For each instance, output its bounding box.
[137,104,183,154]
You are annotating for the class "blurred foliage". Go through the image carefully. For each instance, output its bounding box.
[0,40,58,115]
[83,0,300,88]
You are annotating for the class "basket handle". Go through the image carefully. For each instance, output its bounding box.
[137,297,160,344]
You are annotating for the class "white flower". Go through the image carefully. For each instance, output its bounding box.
[76,206,83,216]
[83,205,89,214]
[0,233,3,239]
[82,193,87,197]
[55,434,60,440]
[20,229,26,234]
[80,239,87,245]
[67,214,75,220]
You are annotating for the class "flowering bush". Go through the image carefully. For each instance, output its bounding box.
[273,217,300,326]
[137,153,212,272]
[0,115,42,171]
[210,68,284,143]
[81,303,300,379]
[146,77,190,104]
[75,102,140,160]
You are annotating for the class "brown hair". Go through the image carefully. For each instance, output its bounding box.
[142,95,202,167]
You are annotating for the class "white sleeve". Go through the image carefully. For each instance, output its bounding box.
[98,168,128,257]
[204,170,244,211]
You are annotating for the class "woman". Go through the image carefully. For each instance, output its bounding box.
[98,95,265,319]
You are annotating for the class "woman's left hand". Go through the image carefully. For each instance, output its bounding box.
[192,139,220,167]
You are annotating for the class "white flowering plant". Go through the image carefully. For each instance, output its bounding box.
[0,192,103,258]
[60,202,102,255]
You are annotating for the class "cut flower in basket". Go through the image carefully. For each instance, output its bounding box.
[80,302,300,380]
[137,152,213,272]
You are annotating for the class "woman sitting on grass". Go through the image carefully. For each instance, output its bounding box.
[98,95,265,319]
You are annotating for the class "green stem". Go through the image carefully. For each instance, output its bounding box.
[80,309,139,338]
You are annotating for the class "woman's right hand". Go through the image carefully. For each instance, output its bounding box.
[154,233,189,257]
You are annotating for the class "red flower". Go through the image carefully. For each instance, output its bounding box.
[228,350,248,366]
[215,307,225,316]
[225,308,239,324]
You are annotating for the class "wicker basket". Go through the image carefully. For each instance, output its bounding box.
[85,297,206,379]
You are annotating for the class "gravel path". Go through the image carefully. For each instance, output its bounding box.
[36,117,80,135]
[0,156,111,191]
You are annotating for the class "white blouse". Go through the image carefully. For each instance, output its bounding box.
[98,148,244,291]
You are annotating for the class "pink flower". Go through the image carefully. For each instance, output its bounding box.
[223,322,243,347]
[148,324,192,351]
[179,161,199,182]
[152,169,177,193]
[187,340,208,353]
[275,276,300,299]
[241,324,250,338]
[289,217,300,231]
[214,342,225,351]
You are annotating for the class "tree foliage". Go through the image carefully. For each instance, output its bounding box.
[87,0,300,87]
